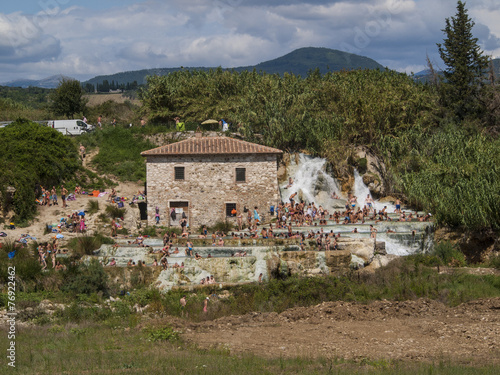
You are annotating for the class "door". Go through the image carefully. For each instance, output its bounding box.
[169,201,189,227]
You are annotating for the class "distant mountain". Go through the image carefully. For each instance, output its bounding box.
[234,47,385,77]
[2,74,75,89]
[84,47,385,87]
[414,57,500,83]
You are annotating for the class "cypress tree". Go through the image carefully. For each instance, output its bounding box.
[437,1,490,119]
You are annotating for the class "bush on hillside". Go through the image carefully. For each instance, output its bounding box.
[0,119,79,223]
[61,259,109,296]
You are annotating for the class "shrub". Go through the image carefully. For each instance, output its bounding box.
[209,220,233,233]
[143,326,180,342]
[61,259,109,297]
[87,200,100,215]
[0,119,80,222]
[68,236,100,257]
[433,241,467,267]
[105,205,126,219]
[488,252,500,270]
[356,157,368,174]
[97,212,109,223]
[117,228,129,235]
[140,226,156,237]
[0,241,43,290]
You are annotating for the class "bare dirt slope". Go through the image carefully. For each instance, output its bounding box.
[178,298,500,365]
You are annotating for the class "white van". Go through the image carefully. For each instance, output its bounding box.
[48,120,94,136]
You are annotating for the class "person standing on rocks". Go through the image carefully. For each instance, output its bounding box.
[366,194,373,209]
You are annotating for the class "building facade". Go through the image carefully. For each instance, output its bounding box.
[141,135,282,229]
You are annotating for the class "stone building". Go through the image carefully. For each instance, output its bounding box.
[141,135,282,228]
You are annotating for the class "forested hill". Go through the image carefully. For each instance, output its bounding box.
[233,47,384,76]
[83,47,384,86]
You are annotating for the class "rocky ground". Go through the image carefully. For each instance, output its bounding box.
[174,297,500,365]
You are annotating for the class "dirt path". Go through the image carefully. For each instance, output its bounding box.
[178,298,500,365]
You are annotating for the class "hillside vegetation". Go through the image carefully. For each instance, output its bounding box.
[0,64,499,234]
[140,68,499,232]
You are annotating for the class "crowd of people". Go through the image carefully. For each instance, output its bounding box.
[37,241,66,271]
[36,185,69,208]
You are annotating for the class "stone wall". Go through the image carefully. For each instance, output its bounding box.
[145,154,280,229]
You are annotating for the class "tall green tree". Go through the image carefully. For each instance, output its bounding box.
[50,78,87,118]
[437,1,490,119]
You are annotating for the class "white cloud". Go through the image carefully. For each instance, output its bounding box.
[0,0,499,82]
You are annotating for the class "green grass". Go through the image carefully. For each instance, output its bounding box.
[82,126,156,181]
[66,234,114,257]
[86,199,99,215]
[2,324,498,374]
[105,204,126,219]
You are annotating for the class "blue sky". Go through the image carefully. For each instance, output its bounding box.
[1,0,499,83]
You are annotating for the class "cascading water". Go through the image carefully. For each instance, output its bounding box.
[281,154,343,204]
[353,169,395,212]
[282,153,433,257]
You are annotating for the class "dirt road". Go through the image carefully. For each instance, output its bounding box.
[179,298,500,365]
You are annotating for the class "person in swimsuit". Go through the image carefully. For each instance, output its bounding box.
[61,185,68,208]
[395,199,401,213]
[203,297,208,313]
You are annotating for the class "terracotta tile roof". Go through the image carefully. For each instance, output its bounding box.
[141,137,283,156]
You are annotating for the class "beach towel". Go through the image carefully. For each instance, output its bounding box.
[92,190,100,197]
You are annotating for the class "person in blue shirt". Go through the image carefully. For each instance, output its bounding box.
[253,207,260,224]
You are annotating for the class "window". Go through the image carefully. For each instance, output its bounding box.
[226,203,237,217]
[235,167,246,182]
[174,167,185,180]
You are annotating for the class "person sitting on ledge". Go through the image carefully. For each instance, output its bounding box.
[108,258,116,266]
[195,252,202,260]
[234,251,247,257]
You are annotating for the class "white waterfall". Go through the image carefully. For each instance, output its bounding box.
[281,154,343,204]
[353,169,396,212]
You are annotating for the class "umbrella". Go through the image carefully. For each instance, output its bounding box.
[201,119,219,125]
